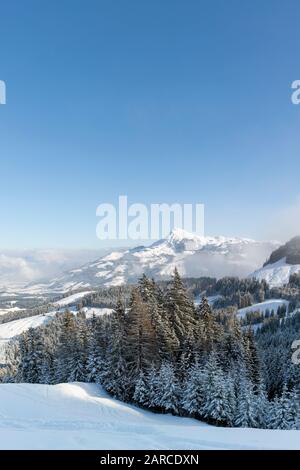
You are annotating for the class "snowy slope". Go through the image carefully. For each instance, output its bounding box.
[0,382,299,450]
[0,312,57,364]
[53,291,93,307]
[27,229,278,293]
[237,299,289,318]
[251,258,300,287]
[0,307,112,363]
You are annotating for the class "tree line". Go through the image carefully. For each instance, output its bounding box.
[3,270,300,430]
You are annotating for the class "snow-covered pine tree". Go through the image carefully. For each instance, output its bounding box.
[181,361,204,417]
[17,328,46,383]
[167,268,197,352]
[138,275,176,363]
[133,370,149,406]
[68,317,89,382]
[124,288,157,379]
[243,327,261,385]
[234,376,258,428]
[200,353,234,425]
[104,355,131,401]
[102,299,131,399]
[156,361,180,415]
[221,316,244,371]
[86,315,105,382]
[268,384,300,430]
[54,310,79,383]
[197,297,222,353]
[152,285,179,360]
[176,335,197,382]
[145,363,160,409]
[254,380,269,429]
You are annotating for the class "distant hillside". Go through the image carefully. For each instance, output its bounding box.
[251,236,300,287]
[263,236,300,266]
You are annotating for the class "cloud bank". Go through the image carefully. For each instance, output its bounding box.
[0,249,105,287]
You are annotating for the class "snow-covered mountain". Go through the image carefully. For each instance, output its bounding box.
[250,236,300,287]
[26,229,278,293]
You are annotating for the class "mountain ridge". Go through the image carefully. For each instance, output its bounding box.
[21,229,278,294]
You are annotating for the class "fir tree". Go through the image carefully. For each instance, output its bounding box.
[268,384,300,430]
[156,361,180,414]
[234,376,258,428]
[133,371,149,406]
[181,361,203,417]
[167,268,197,352]
[200,353,234,425]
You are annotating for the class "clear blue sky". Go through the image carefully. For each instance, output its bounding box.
[0,0,300,249]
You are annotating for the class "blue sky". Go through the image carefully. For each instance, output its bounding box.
[0,0,300,249]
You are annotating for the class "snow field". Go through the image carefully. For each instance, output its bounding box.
[0,382,299,450]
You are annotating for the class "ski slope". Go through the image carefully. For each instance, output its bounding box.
[53,291,92,307]
[0,382,299,450]
[237,299,290,318]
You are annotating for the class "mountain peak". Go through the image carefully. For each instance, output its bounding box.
[21,230,278,293]
[166,228,203,242]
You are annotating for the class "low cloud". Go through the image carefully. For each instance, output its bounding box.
[0,249,105,287]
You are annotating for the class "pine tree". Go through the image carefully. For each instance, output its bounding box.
[104,355,131,401]
[54,310,79,383]
[197,297,221,353]
[243,328,261,384]
[268,384,300,430]
[86,315,104,382]
[181,361,203,417]
[222,316,244,371]
[124,288,157,379]
[18,328,46,383]
[254,380,269,429]
[200,353,234,425]
[167,268,197,352]
[146,363,160,409]
[234,376,258,428]
[68,318,89,382]
[133,371,149,406]
[139,276,177,362]
[156,361,180,414]
[102,299,131,399]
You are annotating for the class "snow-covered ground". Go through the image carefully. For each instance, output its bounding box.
[237,299,290,319]
[0,382,298,450]
[251,258,300,287]
[53,291,93,307]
